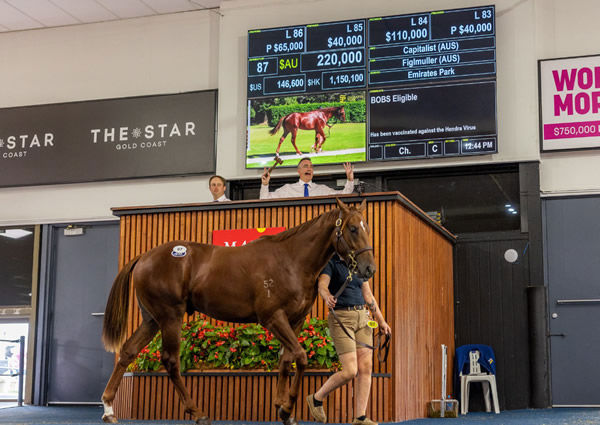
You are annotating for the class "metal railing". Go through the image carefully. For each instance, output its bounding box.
[0,336,25,406]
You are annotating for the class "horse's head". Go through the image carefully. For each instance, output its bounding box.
[337,106,346,122]
[333,198,376,279]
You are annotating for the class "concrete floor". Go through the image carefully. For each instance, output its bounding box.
[0,405,599,425]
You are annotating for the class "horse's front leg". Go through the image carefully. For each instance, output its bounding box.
[274,321,303,411]
[312,131,320,152]
[274,348,293,411]
[316,127,326,153]
[265,311,308,425]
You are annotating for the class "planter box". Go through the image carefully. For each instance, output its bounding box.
[114,370,392,423]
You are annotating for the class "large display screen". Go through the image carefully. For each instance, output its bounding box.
[247,6,496,168]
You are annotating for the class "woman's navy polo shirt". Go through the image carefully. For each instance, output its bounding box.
[320,254,366,307]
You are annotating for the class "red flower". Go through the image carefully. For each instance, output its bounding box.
[308,350,315,358]
[268,345,273,350]
[214,353,219,359]
[230,347,237,352]
[216,341,225,347]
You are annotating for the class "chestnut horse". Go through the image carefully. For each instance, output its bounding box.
[269,106,346,155]
[100,199,375,425]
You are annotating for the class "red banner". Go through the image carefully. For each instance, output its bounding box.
[212,227,286,247]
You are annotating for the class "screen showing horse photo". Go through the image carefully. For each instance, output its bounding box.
[246,91,367,169]
[247,7,497,167]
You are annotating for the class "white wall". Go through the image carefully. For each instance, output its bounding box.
[1,0,598,225]
[0,11,220,225]
[534,0,600,196]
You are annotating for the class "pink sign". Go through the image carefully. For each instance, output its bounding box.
[212,227,286,247]
[539,55,600,152]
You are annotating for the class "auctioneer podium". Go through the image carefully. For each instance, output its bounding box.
[111,192,455,423]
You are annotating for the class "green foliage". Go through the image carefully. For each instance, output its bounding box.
[127,316,339,372]
[267,101,365,126]
[246,122,366,167]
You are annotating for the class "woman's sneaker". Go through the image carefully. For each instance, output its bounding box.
[306,394,327,423]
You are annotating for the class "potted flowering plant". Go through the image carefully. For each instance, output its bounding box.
[128,316,339,372]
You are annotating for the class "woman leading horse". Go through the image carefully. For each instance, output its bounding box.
[100,198,375,425]
[269,106,346,156]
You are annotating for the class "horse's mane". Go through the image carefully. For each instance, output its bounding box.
[258,208,338,243]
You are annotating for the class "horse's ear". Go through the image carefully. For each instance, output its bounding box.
[357,198,367,213]
[336,198,350,213]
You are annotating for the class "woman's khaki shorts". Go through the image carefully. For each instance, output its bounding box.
[328,309,373,355]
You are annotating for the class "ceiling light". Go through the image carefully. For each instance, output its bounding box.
[504,204,511,208]
[0,229,33,239]
[508,208,515,212]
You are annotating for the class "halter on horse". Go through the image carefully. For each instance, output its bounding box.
[100,198,374,425]
[269,106,346,155]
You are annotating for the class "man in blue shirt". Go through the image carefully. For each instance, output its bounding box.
[307,254,391,425]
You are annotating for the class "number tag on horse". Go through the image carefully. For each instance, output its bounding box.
[171,245,187,257]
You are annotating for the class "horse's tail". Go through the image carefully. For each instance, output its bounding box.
[102,255,142,353]
[269,115,286,135]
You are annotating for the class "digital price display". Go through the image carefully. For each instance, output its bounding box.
[246,5,496,168]
[368,7,496,85]
[248,20,367,97]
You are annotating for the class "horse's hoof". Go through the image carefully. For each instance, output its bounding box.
[102,414,118,423]
[278,407,297,425]
[282,416,298,425]
[196,416,211,425]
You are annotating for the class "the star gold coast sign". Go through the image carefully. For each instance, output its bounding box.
[90,122,197,150]
[0,90,216,187]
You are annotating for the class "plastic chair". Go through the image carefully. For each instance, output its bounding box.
[457,346,500,415]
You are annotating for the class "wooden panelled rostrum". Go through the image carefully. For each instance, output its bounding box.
[111,192,455,423]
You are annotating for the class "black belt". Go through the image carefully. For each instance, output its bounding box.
[333,304,365,311]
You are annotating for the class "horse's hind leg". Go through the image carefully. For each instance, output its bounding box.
[276,130,289,155]
[290,129,302,155]
[160,321,210,425]
[101,319,159,423]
